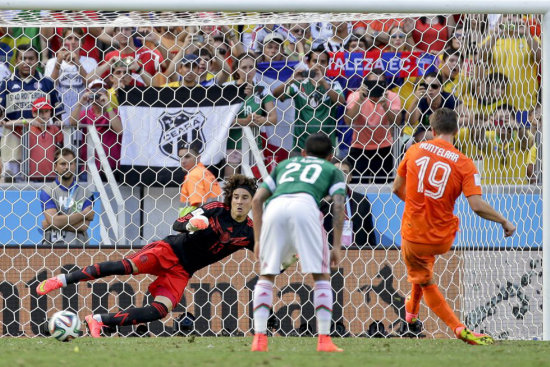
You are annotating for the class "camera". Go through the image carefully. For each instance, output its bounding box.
[253,85,265,95]
[300,69,317,79]
[91,90,106,102]
[362,79,387,98]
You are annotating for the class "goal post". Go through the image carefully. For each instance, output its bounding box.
[0,4,546,340]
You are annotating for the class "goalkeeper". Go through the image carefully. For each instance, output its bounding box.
[37,174,256,338]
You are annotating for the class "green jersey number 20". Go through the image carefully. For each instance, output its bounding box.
[279,163,323,184]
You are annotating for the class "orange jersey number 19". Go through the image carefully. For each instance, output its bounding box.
[415,156,452,199]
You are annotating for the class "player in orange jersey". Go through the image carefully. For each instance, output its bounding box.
[393,107,516,345]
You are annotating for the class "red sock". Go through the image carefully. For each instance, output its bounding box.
[422,284,463,332]
[406,283,423,315]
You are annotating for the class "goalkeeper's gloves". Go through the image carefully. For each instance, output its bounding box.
[186,214,209,233]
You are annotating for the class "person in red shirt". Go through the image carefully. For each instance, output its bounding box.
[27,97,63,181]
[100,20,164,85]
[393,107,515,345]
[412,16,456,54]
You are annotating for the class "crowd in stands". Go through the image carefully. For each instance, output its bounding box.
[0,12,542,186]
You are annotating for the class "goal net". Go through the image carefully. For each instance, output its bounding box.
[0,10,542,340]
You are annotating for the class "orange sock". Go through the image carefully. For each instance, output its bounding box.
[422,284,463,332]
[406,283,423,315]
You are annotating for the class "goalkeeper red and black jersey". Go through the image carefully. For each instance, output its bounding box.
[165,201,254,274]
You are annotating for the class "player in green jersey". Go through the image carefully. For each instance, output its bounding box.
[250,133,346,353]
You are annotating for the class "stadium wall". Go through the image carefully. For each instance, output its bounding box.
[0,186,542,248]
[0,248,461,338]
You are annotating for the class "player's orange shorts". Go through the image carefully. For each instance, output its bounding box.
[126,240,190,307]
[401,239,453,285]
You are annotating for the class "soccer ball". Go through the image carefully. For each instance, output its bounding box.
[48,310,81,341]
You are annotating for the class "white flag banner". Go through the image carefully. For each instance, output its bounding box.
[119,104,241,167]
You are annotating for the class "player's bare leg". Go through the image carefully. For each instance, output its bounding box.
[312,273,343,353]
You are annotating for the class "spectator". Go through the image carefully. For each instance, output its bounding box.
[357,18,415,48]
[439,48,463,97]
[344,35,370,53]
[195,46,230,86]
[178,141,222,217]
[254,33,292,170]
[106,58,139,108]
[454,102,483,162]
[162,54,200,88]
[0,43,12,83]
[321,22,352,52]
[70,79,123,175]
[529,103,541,137]
[461,14,488,53]
[480,14,540,120]
[229,21,257,51]
[0,18,48,65]
[45,28,98,124]
[273,47,345,153]
[0,44,62,182]
[344,69,401,183]
[43,12,106,62]
[445,23,464,52]
[225,53,277,177]
[210,27,245,64]
[471,105,536,185]
[286,23,312,60]
[406,72,457,128]
[41,147,95,246]
[2,96,64,181]
[251,24,302,54]
[101,19,164,85]
[382,25,418,53]
[259,32,287,63]
[143,26,190,61]
[320,158,377,248]
[310,22,334,49]
[26,98,64,181]
[465,72,507,120]
[412,15,456,54]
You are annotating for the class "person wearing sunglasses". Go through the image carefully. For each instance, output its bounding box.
[471,105,536,185]
[383,25,416,53]
[407,72,457,128]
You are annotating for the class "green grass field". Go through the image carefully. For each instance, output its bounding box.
[1,337,550,367]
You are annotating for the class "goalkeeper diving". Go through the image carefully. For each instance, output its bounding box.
[36,174,256,337]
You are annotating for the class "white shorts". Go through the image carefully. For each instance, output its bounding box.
[259,193,330,275]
